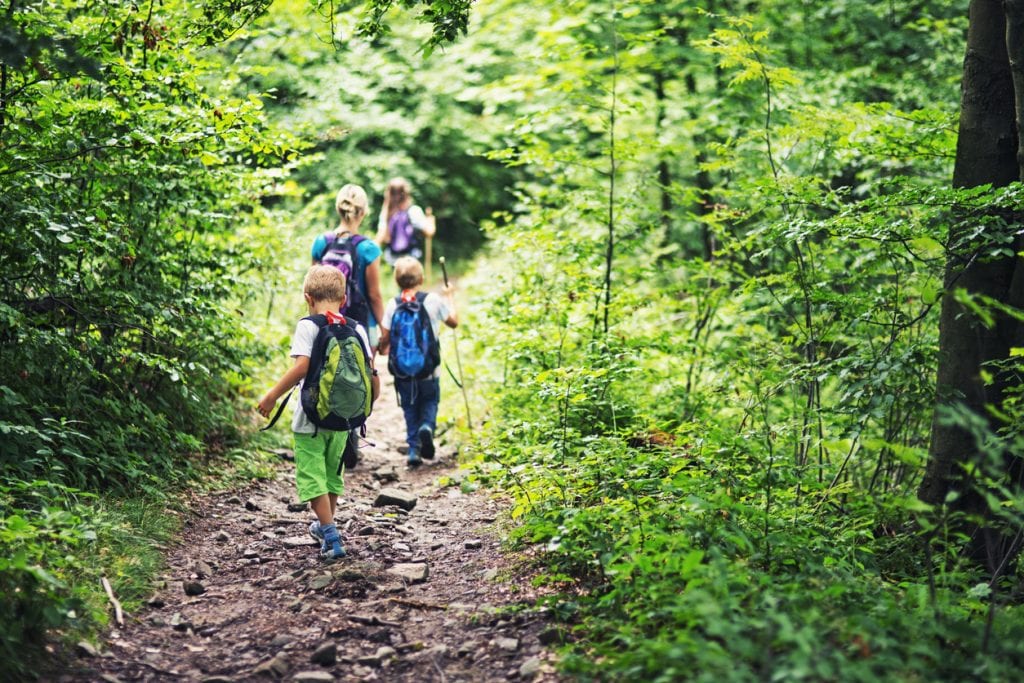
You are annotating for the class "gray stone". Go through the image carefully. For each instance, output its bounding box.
[520,657,542,679]
[373,488,418,511]
[194,560,214,579]
[226,496,243,505]
[372,466,400,483]
[183,580,206,596]
[287,501,308,512]
[201,677,234,683]
[245,498,260,511]
[270,634,293,648]
[309,574,333,590]
[214,530,231,543]
[356,646,397,667]
[170,612,193,632]
[495,637,519,652]
[356,525,375,536]
[243,549,260,560]
[311,640,337,666]
[457,640,477,657]
[283,535,316,548]
[253,653,289,677]
[385,563,429,583]
[75,640,100,658]
[464,539,483,550]
[292,672,334,683]
[101,675,125,683]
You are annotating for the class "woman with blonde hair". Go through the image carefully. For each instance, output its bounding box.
[311,184,385,349]
[376,177,436,265]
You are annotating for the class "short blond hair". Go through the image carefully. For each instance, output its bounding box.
[393,256,424,290]
[335,184,368,222]
[304,265,346,303]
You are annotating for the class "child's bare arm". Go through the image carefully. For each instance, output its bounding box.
[257,356,310,417]
[442,284,458,328]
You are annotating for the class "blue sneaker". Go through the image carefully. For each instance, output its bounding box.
[320,539,347,562]
[309,520,324,543]
[407,450,423,467]
[418,427,435,460]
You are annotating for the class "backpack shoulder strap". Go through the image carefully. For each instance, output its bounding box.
[415,291,428,304]
[302,314,328,328]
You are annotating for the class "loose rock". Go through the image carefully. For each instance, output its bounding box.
[495,637,519,652]
[311,640,337,666]
[464,539,483,550]
[520,656,542,679]
[373,488,418,511]
[292,672,335,683]
[183,581,206,596]
[386,563,429,583]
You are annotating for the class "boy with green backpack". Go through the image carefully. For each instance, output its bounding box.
[258,265,380,561]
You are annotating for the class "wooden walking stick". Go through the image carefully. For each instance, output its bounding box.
[439,256,471,427]
[424,207,435,285]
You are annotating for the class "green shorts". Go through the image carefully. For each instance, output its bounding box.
[293,430,347,502]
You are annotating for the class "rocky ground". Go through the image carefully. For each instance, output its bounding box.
[53,370,563,683]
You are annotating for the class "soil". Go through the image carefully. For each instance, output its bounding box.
[53,369,563,683]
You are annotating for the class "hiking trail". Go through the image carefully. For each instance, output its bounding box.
[57,368,561,683]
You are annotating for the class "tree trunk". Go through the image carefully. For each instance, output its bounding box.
[920,0,1024,569]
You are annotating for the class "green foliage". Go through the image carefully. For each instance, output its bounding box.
[455,1,1024,679]
[0,0,303,673]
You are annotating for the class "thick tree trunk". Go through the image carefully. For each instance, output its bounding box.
[920,0,1024,569]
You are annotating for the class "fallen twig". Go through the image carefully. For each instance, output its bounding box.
[388,597,447,611]
[101,576,124,627]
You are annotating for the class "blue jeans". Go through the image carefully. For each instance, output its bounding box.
[395,377,440,454]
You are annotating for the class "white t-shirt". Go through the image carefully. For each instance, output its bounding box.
[381,292,451,379]
[289,317,371,434]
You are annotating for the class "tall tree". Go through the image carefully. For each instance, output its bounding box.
[919,0,1024,569]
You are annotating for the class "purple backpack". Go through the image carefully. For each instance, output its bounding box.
[388,209,416,255]
[319,232,370,326]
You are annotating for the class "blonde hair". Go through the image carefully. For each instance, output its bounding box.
[335,184,368,224]
[393,256,424,290]
[304,265,346,303]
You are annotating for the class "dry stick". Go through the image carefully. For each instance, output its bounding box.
[424,207,435,285]
[439,257,471,427]
[101,576,124,627]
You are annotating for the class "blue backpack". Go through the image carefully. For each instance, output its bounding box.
[388,292,440,380]
[319,232,370,326]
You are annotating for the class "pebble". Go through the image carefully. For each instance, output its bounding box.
[357,525,375,536]
[183,581,206,596]
[287,501,308,512]
[464,539,482,550]
[385,563,429,583]
[245,498,260,511]
[214,530,231,543]
[520,657,542,679]
[495,637,519,652]
[253,654,290,678]
[292,672,335,682]
[75,641,100,658]
[309,574,333,590]
[311,640,337,666]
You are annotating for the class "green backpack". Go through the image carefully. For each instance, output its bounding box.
[299,314,373,432]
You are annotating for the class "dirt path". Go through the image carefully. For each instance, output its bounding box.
[57,370,560,683]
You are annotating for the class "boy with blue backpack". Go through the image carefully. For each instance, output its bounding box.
[258,265,380,561]
[377,256,458,467]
